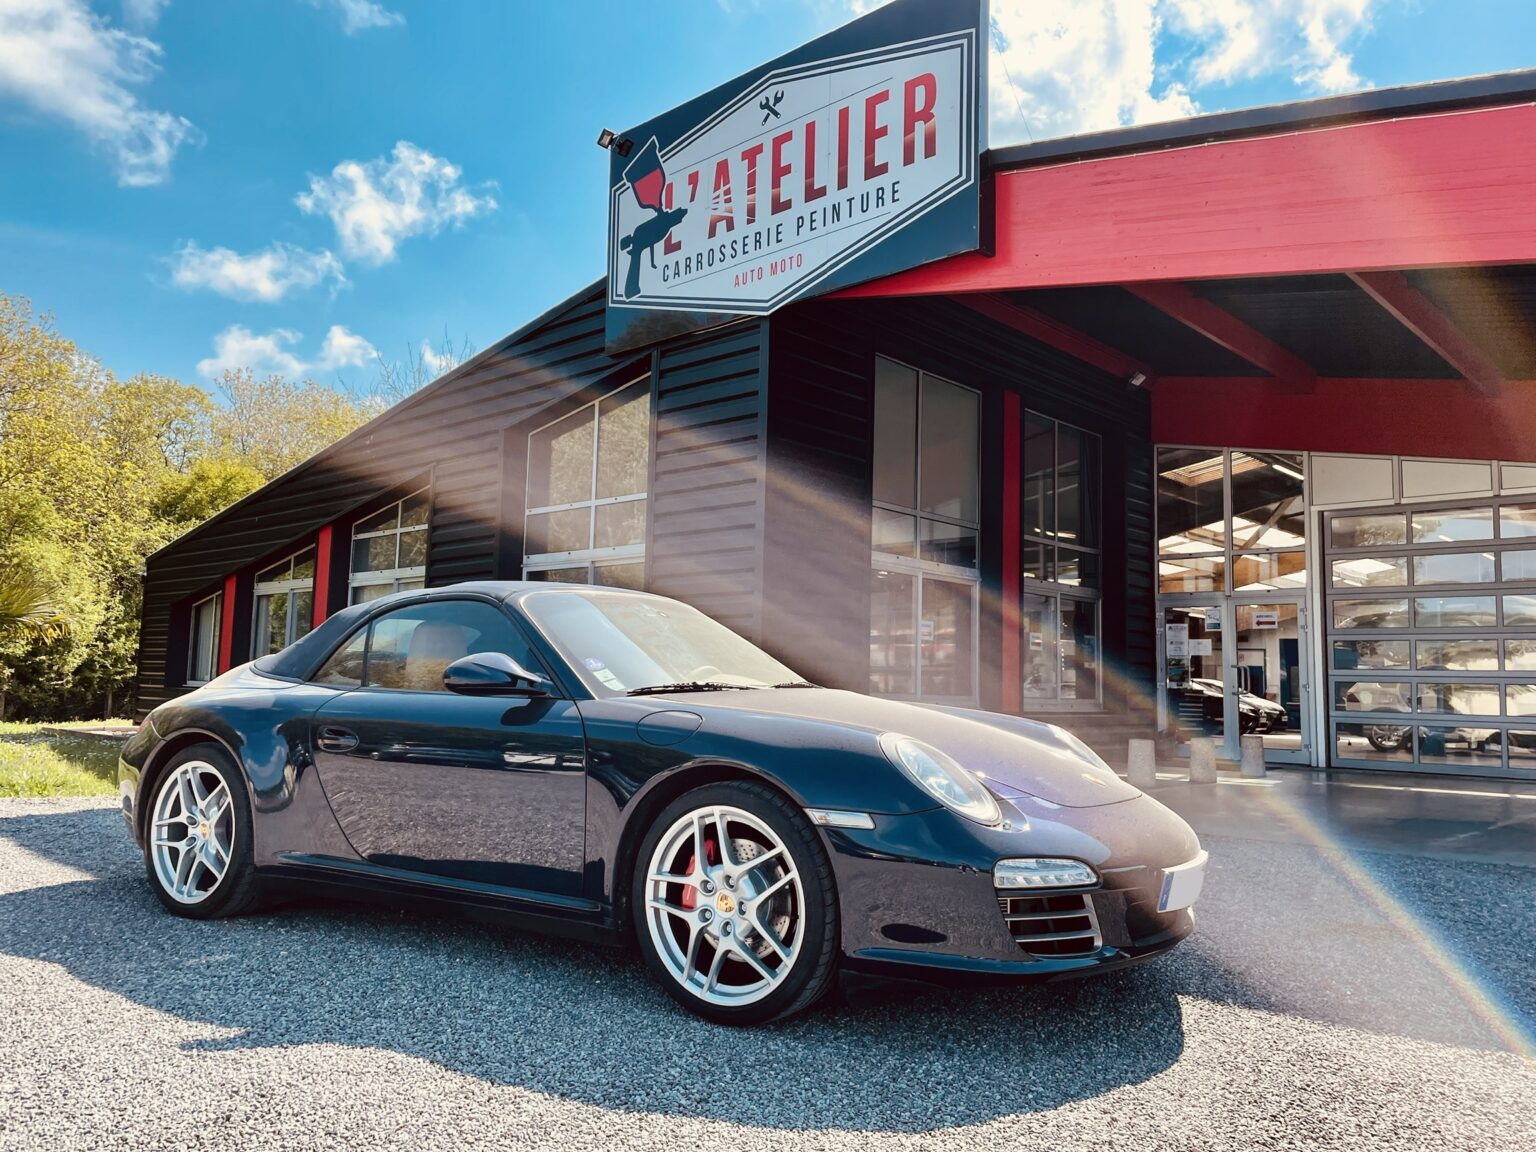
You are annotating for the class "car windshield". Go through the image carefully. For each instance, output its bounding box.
[521,590,799,696]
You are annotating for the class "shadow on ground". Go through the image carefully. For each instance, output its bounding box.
[2,804,1531,1133]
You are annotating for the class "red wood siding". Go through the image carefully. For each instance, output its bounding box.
[217,574,237,674]
[1153,376,1536,460]
[839,103,1536,298]
[312,524,332,628]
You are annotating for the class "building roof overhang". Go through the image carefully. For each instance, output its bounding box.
[828,67,1536,455]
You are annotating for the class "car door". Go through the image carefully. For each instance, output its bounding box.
[309,597,587,896]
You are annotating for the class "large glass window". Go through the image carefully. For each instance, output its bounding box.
[350,488,429,604]
[525,378,649,588]
[869,359,979,702]
[1021,413,1101,708]
[188,592,222,684]
[253,547,316,655]
[1157,449,1305,593]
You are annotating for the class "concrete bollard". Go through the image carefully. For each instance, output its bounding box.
[1189,736,1218,783]
[1240,733,1267,778]
[1127,739,1159,788]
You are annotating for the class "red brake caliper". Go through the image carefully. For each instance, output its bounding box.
[679,836,719,910]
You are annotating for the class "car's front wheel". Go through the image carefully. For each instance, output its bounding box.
[632,780,838,1025]
[144,743,261,919]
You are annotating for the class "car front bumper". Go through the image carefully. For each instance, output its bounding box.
[817,791,1203,984]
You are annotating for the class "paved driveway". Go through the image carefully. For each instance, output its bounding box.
[2,796,1532,1151]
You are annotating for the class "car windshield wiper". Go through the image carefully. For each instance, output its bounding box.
[770,681,822,688]
[625,681,762,696]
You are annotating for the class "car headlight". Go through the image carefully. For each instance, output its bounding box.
[879,733,1001,826]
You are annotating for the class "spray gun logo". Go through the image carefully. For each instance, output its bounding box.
[618,138,688,300]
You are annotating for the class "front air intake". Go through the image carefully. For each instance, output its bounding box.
[996,890,1103,958]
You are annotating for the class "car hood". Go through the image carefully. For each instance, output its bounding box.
[654,689,1141,808]
[1241,693,1286,713]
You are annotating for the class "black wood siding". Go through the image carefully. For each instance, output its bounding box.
[136,281,634,717]
[760,295,1155,711]
[646,322,768,641]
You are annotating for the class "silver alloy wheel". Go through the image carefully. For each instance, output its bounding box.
[644,804,805,1008]
[150,760,235,905]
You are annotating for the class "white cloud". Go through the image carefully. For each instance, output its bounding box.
[850,0,1378,145]
[196,323,377,379]
[0,0,197,186]
[316,324,377,370]
[986,0,1196,141]
[1168,0,1374,94]
[296,140,498,266]
[197,325,307,379]
[419,339,453,376]
[305,0,404,35]
[122,0,168,30]
[170,241,345,303]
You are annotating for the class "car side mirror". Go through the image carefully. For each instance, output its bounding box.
[443,651,551,696]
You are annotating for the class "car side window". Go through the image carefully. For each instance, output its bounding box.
[362,600,545,693]
[313,628,367,687]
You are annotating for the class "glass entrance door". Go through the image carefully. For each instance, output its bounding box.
[1231,599,1310,763]
[1162,598,1311,763]
[1163,603,1227,745]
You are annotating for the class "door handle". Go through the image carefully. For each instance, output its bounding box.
[317,726,359,752]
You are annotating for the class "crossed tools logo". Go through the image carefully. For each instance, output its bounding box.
[618,138,688,300]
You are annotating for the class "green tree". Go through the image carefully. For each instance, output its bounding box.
[0,293,387,720]
[152,457,266,528]
[0,561,70,721]
[210,368,384,479]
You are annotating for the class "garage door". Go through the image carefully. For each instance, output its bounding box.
[1326,500,1536,777]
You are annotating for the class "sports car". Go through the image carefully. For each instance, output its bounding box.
[119,582,1206,1025]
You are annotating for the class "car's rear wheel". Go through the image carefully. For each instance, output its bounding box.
[632,780,838,1025]
[144,744,261,919]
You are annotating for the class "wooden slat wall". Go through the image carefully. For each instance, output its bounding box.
[760,295,1155,710]
[647,322,768,641]
[136,283,627,717]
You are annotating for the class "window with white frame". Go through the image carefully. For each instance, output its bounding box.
[350,488,429,604]
[188,592,222,684]
[869,358,980,703]
[253,547,316,656]
[523,377,649,590]
[1021,413,1103,708]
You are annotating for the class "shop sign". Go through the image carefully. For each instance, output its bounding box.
[605,0,985,351]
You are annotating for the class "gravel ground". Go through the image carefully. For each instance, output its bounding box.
[1,797,1533,1151]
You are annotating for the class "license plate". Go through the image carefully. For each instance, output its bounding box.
[1157,850,1208,912]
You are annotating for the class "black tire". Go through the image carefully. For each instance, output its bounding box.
[631,780,839,1026]
[142,742,262,920]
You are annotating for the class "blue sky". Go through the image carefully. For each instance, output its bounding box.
[3,0,1536,395]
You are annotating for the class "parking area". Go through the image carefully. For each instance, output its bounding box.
[2,791,1533,1152]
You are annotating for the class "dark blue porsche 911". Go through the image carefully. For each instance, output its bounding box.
[119,581,1206,1024]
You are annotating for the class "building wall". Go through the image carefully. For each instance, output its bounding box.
[761,295,1156,713]
[1153,376,1536,461]
[647,322,769,641]
[136,287,1155,723]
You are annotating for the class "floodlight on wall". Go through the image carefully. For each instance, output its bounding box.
[596,129,634,156]
[1128,371,1148,388]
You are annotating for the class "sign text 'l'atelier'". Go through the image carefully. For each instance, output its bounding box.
[604,0,983,351]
